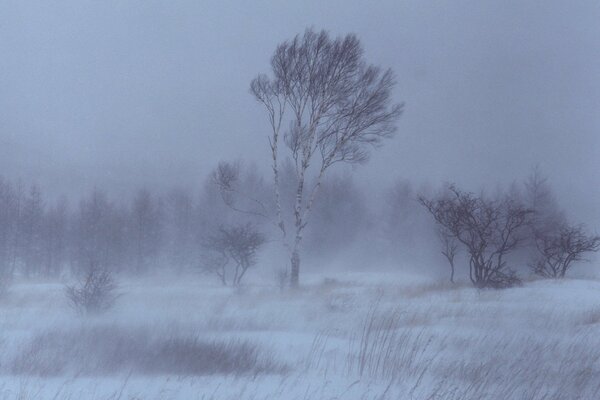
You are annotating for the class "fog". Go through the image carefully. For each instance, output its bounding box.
[1,3,600,399]
[1,1,598,226]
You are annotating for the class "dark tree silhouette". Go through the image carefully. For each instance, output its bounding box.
[439,230,458,283]
[420,186,532,288]
[202,223,266,286]
[531,224,600,278]
[250,28,402,287]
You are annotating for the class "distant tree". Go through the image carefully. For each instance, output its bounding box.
[130,189,163,273]
[0,178,15,276]
[386,179,415,235]
[523,167,565,237]
[19,185,45,277]
[73,189,123,274]
[41,197,69,277]
[304,173,369,257]
[210,160,272,223]
[531,223,600,278]
[201,241,229,286]
[383,178,437,265]
[7,180,24,274]
[202,223,266,286]
[0,177,16,293]
[164,187,197,270]
[420,185,532,288]
[248,28,403,287]
[438,229,458,283]
[519,168,600,278]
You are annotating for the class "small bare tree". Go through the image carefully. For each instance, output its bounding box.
[65,262,120,314]
[274,267,289,292]
[420,186,532,288]
[531,224,600,278]
[202,223,266,286]
[523,167,566,241]
[438,230,458,283]
[249,28,403,287]
[200,246,229,286]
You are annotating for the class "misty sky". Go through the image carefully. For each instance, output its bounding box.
[0,1,598,226]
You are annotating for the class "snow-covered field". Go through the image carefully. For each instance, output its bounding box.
[1,272,600,399]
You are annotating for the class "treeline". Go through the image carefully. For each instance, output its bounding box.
[0,177,237,279]
[0,180,168,278]
[0,167,387,280]
[0,165,597,286]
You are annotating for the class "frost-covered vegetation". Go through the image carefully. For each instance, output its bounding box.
[1,273,600,399]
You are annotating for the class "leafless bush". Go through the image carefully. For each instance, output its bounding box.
[202,223,266,286]
[420,185,532,288]
[10,326,286,377]
[65,265,120,314]
[531,223,600,278]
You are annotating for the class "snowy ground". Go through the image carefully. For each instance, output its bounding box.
[1,271,600,399]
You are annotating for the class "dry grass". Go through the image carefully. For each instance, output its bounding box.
[2,274,600,399]
[580,307,600,325]
[9,325,286,377]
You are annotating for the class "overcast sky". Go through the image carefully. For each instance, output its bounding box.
[0,0,598,226]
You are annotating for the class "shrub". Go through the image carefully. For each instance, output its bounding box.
[420,185,531,288]
[202,223,266,286]
[531,223,600,278]
[65,266,120,314]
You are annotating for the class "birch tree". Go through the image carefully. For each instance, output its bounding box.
[250,28,402,287]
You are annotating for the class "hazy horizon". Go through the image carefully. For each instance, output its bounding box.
[1,0,598,227]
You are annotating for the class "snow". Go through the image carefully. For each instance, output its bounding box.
[1,272,600,399]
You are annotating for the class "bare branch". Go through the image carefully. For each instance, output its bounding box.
[251,28,402,287]
[420,185,532,288]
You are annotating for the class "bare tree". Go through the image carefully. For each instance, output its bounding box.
[20,185,44,277]
[130,188,163,273]
[304,172,369,256]
[164,187,197,270]
[73,189,117,274]
[211,160,271,221]
[249,28,402,287]
[41,197,68,277]
[0,177,17,291]
[438,230,458,283]
[201,247,229,286]
[531,223,600,278]
[523,167,566,237]
[420,186,532,288]
[202,223,266,286]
